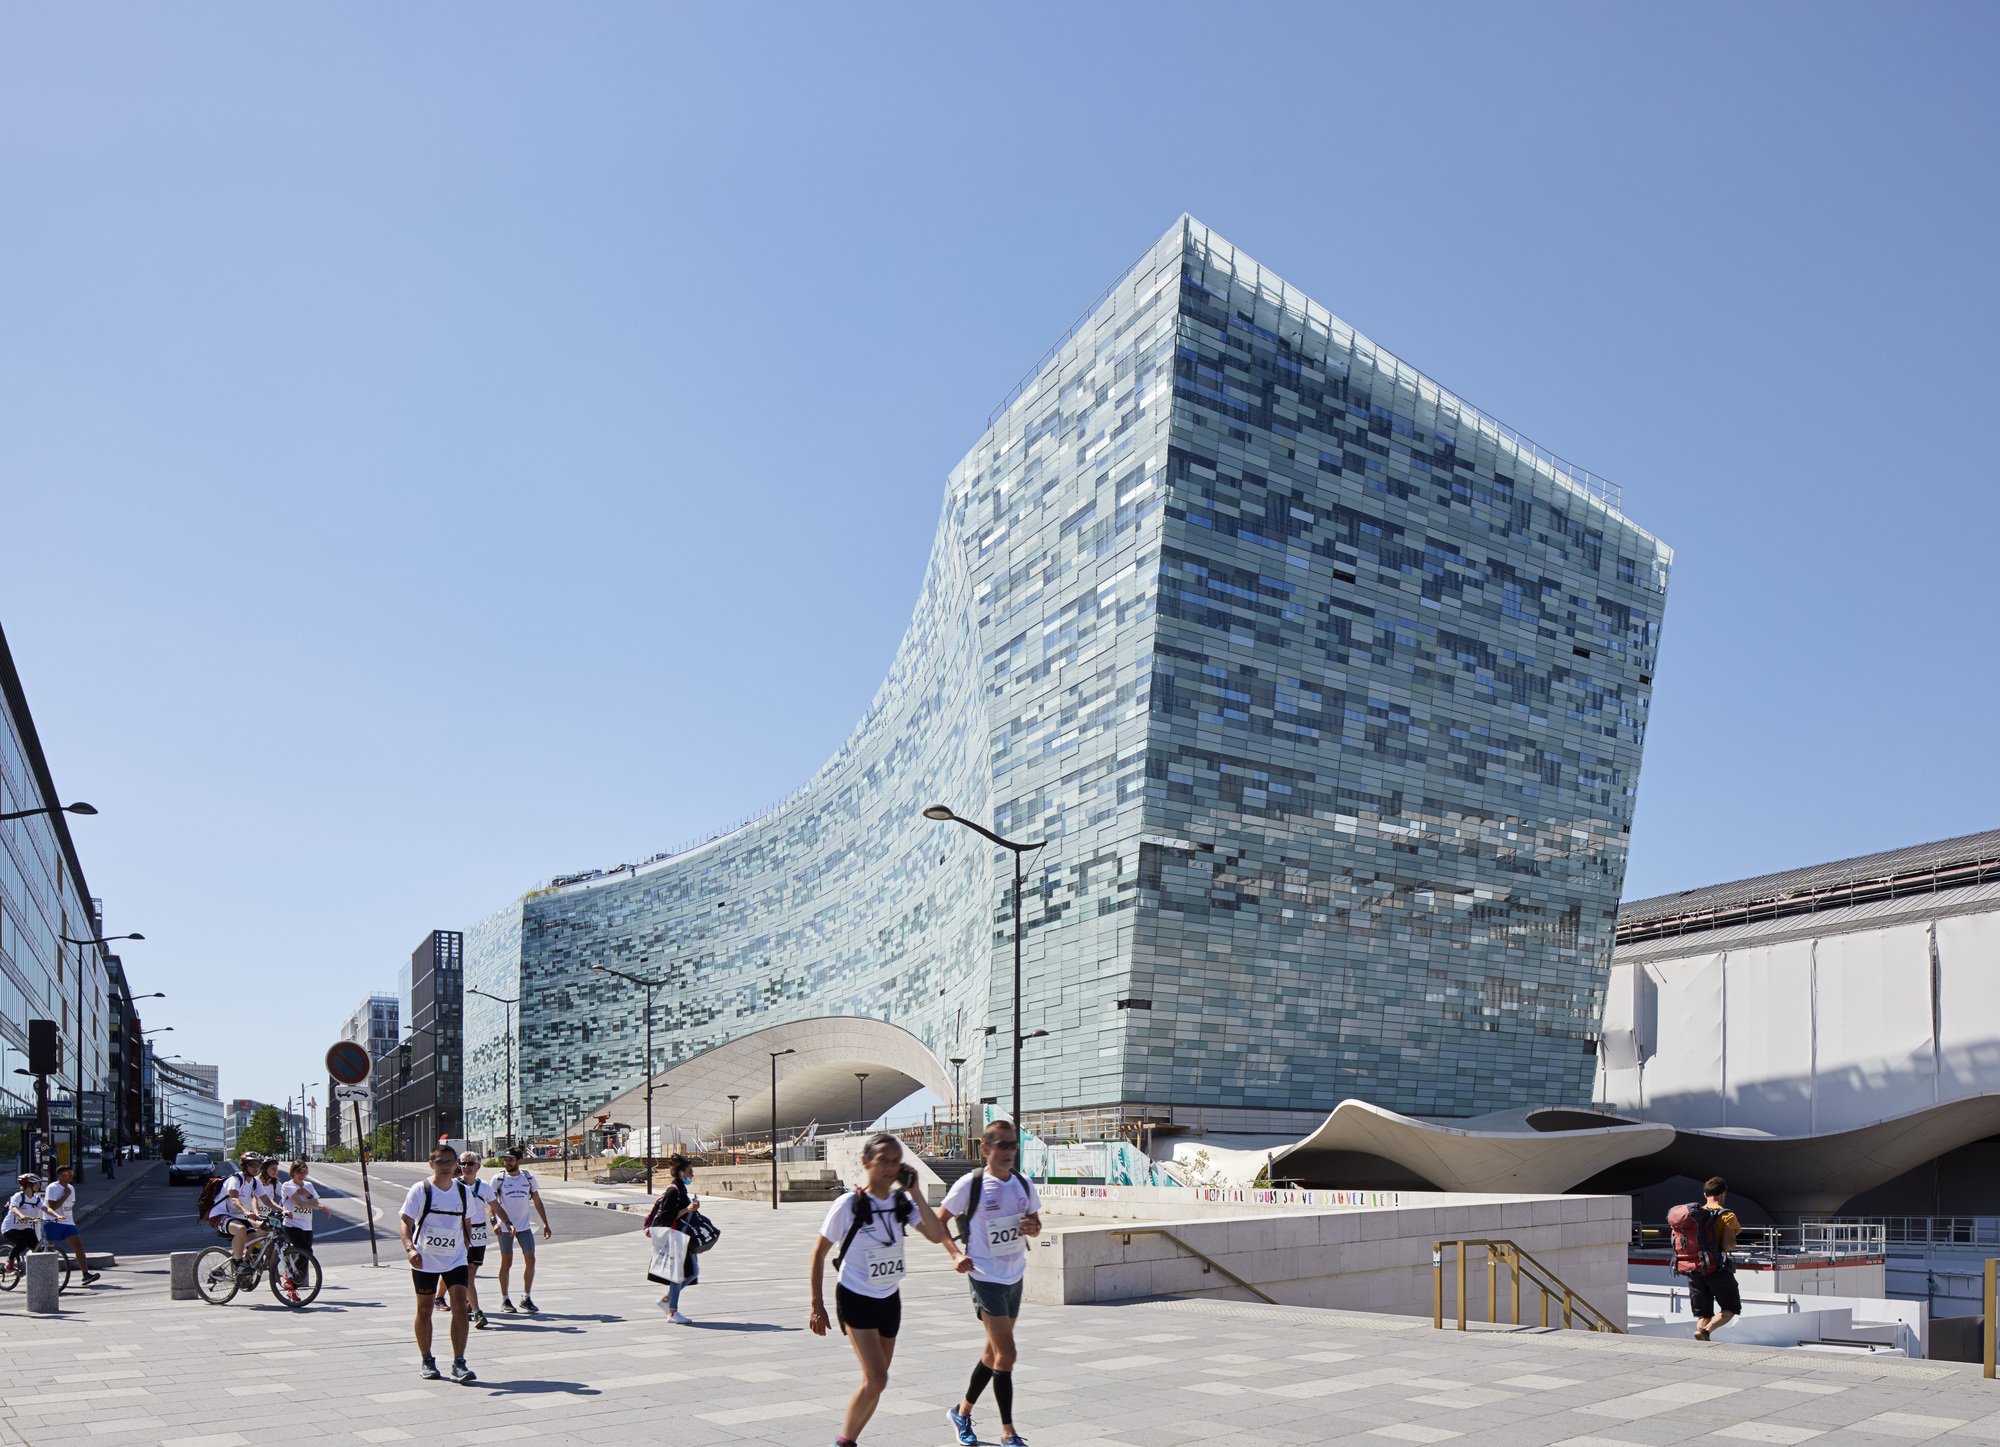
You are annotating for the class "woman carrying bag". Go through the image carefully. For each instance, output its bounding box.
[646,1154,702,1323]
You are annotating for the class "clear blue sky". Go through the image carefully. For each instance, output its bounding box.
[3,4,1993,1109]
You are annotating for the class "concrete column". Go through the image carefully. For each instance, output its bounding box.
[170,1250,200,1301]
[26,1253,61,1313]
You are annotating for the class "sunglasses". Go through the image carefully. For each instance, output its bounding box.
[987,1139,1020,1151]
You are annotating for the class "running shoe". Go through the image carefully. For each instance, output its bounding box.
[419,1357,442,1380]
[1001,1435,1030,1446]
[667,1311,693,1325]
[948,1407,978,1445]
[81,1271,102,1286]
[500,1297,516,1313]
[473,1308,490,1329]
[520,1295,538,1313]
[451,1359,477,1384]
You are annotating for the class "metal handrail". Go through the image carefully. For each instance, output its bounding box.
[1434,1238,1623,1334]
[1117,1227,1275,1304]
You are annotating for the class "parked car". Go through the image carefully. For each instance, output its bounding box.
[168,1150,215,1187]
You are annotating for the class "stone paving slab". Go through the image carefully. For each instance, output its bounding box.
[2,1195,1994,1446]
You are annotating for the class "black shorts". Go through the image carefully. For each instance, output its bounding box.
[1686,1266,1740,1318]
[835,1283,902,1338]
[281,1226,315,1255]
[465,1245,486,1268]
[412,1264,470,1296]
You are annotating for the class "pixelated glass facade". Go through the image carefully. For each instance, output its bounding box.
[464,217,1671,1142]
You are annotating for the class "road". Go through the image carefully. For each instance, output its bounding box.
[84,1159,643,1270]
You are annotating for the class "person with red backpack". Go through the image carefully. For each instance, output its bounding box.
[1668,1175,1741,1340]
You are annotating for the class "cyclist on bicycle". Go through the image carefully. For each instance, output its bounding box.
[206,1150,268,1279]
[3,1173,43,1268]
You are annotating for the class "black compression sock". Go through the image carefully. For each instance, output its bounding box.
[964,1361,994,1405]
[993,1369,1013,1424]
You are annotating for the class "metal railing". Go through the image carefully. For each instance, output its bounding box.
[1632,1221,1886,1261]
[1116,1227,1275,1304]
[1434,1239,1622,1334]
[1986,1260,1998,1379]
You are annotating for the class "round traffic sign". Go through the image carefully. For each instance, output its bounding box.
[325,1040,372,1086]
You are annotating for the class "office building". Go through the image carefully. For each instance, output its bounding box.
[389,932,462,1155]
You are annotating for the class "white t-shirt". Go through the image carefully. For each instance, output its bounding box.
[491,1170,539,1231]
[4,1191,43,1231]
[818,1190,913,1300]
[461,1178,493,1249]
[279,1181,320,1232]
[43,1181,75,1224]
[246,1178,279,1221]
[942,1170,1042,1285]
[401,1180,470,1272]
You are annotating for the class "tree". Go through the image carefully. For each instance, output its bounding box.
[158,1123,186,1160]
[236,1104,286,1159]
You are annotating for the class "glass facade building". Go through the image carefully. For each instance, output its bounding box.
[465,217,1672,1143]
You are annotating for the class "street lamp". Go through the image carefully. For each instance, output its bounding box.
[467,987,519,1152]
[727,1093,740,1144]
[59,933,145,1165]
[948,1057,968,1153]
[588,964,669,1193]
[923,804,1046,1135]
[855,1072,870,1128]
[769,1048,796,1211]
[0,800,95,822]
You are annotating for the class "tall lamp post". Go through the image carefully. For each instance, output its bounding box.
[768,1047,795,1210]
[59,933,146,1165]
[587,964,669,1193]
[922,804,1045,1134]
[467,987,519,1152]
[855,1073,870,1129]
[948,1056,967,1151]
[727,1094,740,1145]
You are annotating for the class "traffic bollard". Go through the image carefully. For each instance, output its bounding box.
[26,1253,61,1313]
[170,1250,199,1301]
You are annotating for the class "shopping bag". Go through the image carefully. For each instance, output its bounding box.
[646,1225,688,1285]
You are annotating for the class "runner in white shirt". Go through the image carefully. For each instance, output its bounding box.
[808,1132,948,1447]
[399,1144,476,1384]
[491,1146,552,1313]
[3,1174,43,1270]
[940,1120,1044,1447]
[42,1164,100,1285]
[447,1153,497,1331]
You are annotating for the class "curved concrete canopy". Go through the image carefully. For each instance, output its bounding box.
[1271,1100,1676,1195]
[584,1017,954,1144]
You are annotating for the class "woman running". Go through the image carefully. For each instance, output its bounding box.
[808,1132,947,1447]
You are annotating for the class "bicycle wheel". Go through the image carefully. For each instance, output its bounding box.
[270,1249,321,1308]
[193,1245,241,1305]
[0,1255,20,1292]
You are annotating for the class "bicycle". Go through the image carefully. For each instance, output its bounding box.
[0,1224,75,1294]
[192,1214,322,1308]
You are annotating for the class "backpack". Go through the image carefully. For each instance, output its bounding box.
[833,1187,912,1267]
[951,1172,986,1247]
[195,1175,228,1222]
[642,1185,681,1232]
[1666,1201,1725,1276]
[416,1181,470,1236]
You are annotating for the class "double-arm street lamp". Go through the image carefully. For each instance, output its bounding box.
[587,964,670,1192]
[467,987,519,1152]
[59,933,148,1161]
[769,1047,796,1210]
[922,805,1046,1135]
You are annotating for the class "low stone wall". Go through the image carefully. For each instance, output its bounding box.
[1026,1192,1629,1323]
[691,1163,842,1203]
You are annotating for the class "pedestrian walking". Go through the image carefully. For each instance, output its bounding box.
[647,1154,701,1323]
[940,1119,1044,1446]
[42,1164,101,1285]
[1669,1175,1742,1341]
[452,1152,497,1330]
[399,1144,477,1384]
[808,1132,948,1447]
[492,1145,552,1313]
[278,1159,329,1279]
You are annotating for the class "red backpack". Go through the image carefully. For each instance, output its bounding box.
[1666,1202,1725,1275]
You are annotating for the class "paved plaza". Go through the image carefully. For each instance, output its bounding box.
[5,1187,2000,1446]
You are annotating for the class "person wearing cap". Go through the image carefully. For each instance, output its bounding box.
[491,1146,553,1313]
[42,1164,100,1285]
[4,1173,44,1271]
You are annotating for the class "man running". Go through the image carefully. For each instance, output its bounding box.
[940,1120,1043,1447]
[491,1146,552,1313]
[42,1163,101,1285]
[399,1144,476,1384]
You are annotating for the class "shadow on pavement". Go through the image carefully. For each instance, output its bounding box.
[687,1321,797,1333]
[476,1379,602,1397]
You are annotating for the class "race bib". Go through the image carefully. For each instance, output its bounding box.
[984,1212,1026,1257]
[422,1227,459,1253]
[864,1241,906,1285]
[467,1219,489,1248]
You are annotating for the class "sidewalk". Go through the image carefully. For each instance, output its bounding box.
[74,1157,162,1229]
[4,1194,1998,1446]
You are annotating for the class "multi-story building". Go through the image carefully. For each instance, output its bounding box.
[224,1098,308,1157]
[388,933,462,1156]
[104,951,145,1153]
[0,622,119,1171]
[158,1058,224,1154]
[327,991,398,1146]
[465,216,1673,1147]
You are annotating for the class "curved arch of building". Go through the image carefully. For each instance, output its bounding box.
[581,1016,954,1144]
